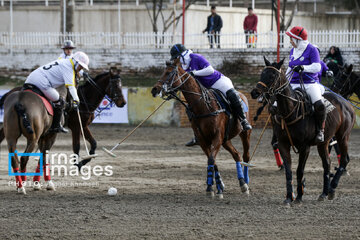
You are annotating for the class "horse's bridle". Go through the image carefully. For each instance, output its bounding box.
[158,64,191,95]
[85,73,122,102]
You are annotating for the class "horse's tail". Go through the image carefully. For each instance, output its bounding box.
[14,103,34,134]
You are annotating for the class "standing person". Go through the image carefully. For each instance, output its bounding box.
[243,7,258,48]
[59,40,76,59]
[24,52,89,133]
[285,26,326,143]
[202,5,223,49]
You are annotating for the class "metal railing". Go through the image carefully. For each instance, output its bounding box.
[1,30,360,50]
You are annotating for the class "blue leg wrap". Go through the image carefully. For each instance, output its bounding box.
[215,171,224,192]
[207,165,214,186]
[243,166,249,184]
[236,162,244,179]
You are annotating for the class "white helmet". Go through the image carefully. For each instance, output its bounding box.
[73,51,89,71]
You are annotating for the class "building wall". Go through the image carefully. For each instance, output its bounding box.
[0,4,359,33]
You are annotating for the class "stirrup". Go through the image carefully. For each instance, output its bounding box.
[315,130,324,143]
[49,126,69,133]
[241,119,252,131]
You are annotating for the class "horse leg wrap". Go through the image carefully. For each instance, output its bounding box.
[243,166,249,184]
[33,163,41,182]
[236,162,244,180]
[13,168,23,188]
[43,164,51,181]
[20,169,27,182]
[273,149,283,167]
[323,172,330,195]
[215,171,225,192]
[207,165,214,186]
[330,167,345,190]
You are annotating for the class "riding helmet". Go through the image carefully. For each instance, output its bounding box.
[170,44,187,60]
[62,40,76,49]
[286,26,308,41]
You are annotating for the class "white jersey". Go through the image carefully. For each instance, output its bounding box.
[58,52,73,60]
[26,58,76,88]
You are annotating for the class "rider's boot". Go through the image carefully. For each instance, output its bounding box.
[314,99,326,143]
[226,88,252,131]
[49,98,68,133]
[185,137,198,147]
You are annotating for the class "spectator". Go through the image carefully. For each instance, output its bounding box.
[243,7,258,48]
[324,46,344,66]
[203,5,223,49]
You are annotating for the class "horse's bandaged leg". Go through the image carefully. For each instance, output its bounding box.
[33,163,41,182]
[13,168,23,188]
[44,163,51,181]
[207,165,214,186]
[273,149,283,167]
[236,162,244,179]
[20,169,27,182]
[243,166,249,184]
[214,170,224,192]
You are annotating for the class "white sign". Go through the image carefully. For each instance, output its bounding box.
[0,88,129,124]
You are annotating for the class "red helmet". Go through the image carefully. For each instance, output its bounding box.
[286,26,308,41]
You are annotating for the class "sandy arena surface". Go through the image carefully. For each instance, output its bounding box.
[0,125,359,239]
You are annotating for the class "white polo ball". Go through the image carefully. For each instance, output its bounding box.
[108,187,117,196]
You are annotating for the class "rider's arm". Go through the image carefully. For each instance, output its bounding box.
[68,85,80,102]
[303,47,321,73]
[62,60,79,102]
[193,65,215,76]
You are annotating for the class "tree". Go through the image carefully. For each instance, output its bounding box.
[272,0,300,32]
[145,0,196,34]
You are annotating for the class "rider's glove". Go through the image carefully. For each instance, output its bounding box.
[293,65,304,73]
[82,71,89,79]
[189,70,196,77]
[72,100,80,110]
[326,70,334,77]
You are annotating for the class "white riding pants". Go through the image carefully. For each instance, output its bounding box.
[210,75,234,95]
[25,69,60,102]
[290,83,324,104]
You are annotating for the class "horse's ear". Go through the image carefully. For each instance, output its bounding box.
[264,56,271,66]
[276,58,285,69]
[110,67,119,76]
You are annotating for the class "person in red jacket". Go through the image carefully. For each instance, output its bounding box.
[243,7,258,48]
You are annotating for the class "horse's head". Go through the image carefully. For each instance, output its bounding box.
[151,58,183,98]
[251,57,285,102]
[104,67,126,107]
[333,64,354,97]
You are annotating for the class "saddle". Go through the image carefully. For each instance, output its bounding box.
[210,88,249,116]
[22,84,54,116]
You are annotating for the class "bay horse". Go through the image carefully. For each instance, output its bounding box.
[151,58,252,198]
[253,57,355,204]
[0,67,126,169]
[4,88,58,194]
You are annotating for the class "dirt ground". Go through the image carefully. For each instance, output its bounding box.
[0,125,359,240]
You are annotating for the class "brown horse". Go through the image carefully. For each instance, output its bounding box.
[253,57,355,204]
[151,58,252,198]
[0,67,126,169]
[4,89,58,194]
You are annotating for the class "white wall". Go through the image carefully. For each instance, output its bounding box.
[0,4,359,33]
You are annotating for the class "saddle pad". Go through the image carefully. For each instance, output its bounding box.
[24,90,54,116]
[324,98,336,114]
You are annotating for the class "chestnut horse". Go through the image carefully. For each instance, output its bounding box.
[151,58,252,198]
[0,67,126,169]
[253,57,355,205]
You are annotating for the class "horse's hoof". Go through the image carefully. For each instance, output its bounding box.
[17,187,26,195]
[33,181,41,191]
[328,191,335,200]
[318,193,327,201]
[206,191,215,198]
[240,183,249,194]
[283,198,292,207]
[217,193,224,199]
[46,180,55,191]
[293,198,302,205]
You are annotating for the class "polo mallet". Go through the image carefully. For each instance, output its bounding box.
[77,108,98,160]
[102,100,167,157]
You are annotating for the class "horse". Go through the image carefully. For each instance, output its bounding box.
[252,57,355,205]
[151,58,252,198]
[4,86,59,194]
[0,67,126,169]
[331,64,360,100]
